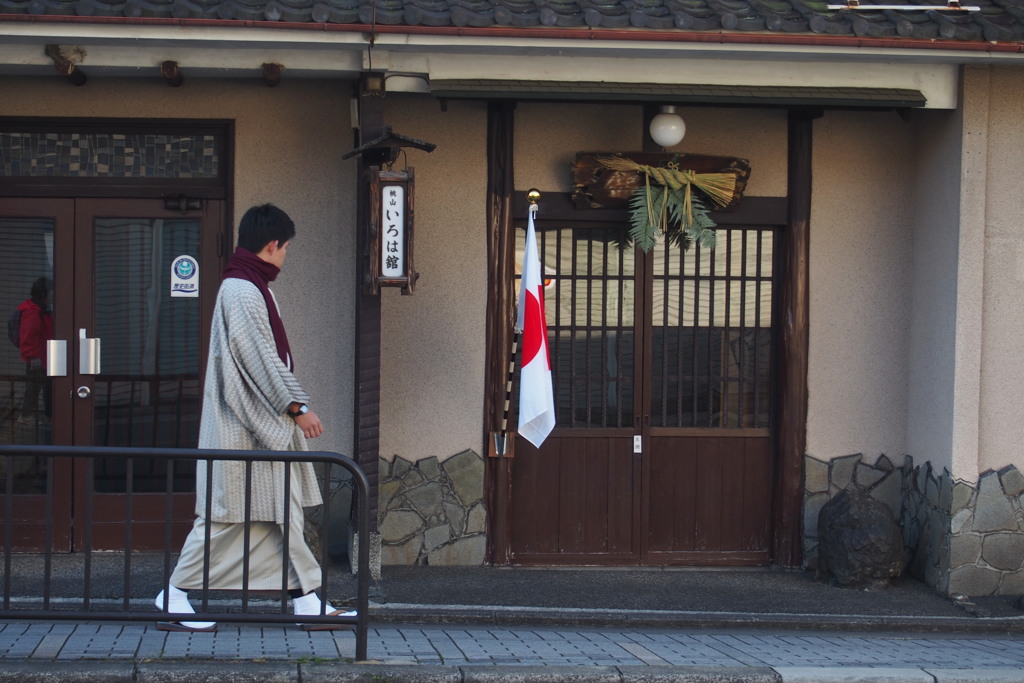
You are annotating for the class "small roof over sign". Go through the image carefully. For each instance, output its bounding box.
[343,125,437,161]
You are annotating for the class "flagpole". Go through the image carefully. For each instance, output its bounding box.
[494,188,540,458]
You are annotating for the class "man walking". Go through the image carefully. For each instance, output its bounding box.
[156,204,352,632]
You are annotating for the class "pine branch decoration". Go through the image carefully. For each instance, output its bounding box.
[598,155,737,252]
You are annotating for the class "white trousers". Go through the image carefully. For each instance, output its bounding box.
[169,511,321,594]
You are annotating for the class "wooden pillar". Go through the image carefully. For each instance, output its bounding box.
[773,108,820,566]
[353,83,386,533]
[484,101,516,565]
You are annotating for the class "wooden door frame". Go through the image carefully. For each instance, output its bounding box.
[485,105,813,567]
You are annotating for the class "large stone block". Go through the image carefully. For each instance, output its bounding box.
[382,534,421,566]
[999,569,1024,596]
[951,481,974,515]
[428,534,486,566]
[803,492,829,539]
[947,564,1002,597]
[951,508,972,534]
[466,502,487,534]
[948,533,981,569]
[830,454,861,491]
[817,488,905,588]
[981,532,1024,571]
[442,449,484,507]
[424,523,452,552]
[999,465,1024,498]
[406,481,445,518]
[380,509,424,544]
[973,472,1017,533]
[805,456,829,494]
[856,462,885,489]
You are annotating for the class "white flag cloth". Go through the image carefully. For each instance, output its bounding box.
[516,205,555,448]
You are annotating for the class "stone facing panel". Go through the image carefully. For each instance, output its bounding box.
[804,454,1024,597]
[378,450,486,566]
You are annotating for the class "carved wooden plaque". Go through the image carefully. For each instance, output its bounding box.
[572,152,752,210]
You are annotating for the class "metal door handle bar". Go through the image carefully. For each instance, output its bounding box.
[79,328,101,375]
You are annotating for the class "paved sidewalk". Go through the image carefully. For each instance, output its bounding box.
[0,620,1022,681]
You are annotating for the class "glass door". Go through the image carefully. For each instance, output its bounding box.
[0,197,224,551]
[72,199,223,550]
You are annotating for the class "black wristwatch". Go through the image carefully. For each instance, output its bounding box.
[288,404,309,418]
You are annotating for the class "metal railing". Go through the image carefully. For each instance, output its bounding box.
[0,444,370,661]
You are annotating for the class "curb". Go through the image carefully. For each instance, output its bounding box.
[1,661,1022,683]
[369,603,1024,634]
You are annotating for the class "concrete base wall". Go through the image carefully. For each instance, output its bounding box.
[804,454,1024,597]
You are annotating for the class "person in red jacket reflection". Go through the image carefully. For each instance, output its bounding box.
[17,277,53,425]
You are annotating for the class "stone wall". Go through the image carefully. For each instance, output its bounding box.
[904,460,1024,596]
[804,453,1024,597]
[378,450,487,566]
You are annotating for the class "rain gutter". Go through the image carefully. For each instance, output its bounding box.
[2,13,1023,55]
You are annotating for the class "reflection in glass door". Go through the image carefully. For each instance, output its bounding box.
[0,199,74,550]
[2,219,55,460]
[91,216,202,490]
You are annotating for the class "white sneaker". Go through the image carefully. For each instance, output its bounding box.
[154,586,216,632]
[292,591,356,631]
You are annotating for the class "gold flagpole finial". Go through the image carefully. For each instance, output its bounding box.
[527,188,541,205]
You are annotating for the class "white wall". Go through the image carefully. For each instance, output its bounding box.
[978,65,1024,476]
[805,109,914,464]
[378,97,490,463]
[1,76,357,456]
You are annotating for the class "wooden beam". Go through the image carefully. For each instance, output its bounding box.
[484,100,517,565]
[773,108,821,567]
[160,61,183,87]
[262,63,283,88]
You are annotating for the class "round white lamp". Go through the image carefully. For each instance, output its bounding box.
[649,105,686,148]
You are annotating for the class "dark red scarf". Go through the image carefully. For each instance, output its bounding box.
[222,246,293,370]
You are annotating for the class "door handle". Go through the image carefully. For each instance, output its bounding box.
[79,328,101,375]
[46,339,67,377]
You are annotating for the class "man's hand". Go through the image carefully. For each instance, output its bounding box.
[294,410,324,439]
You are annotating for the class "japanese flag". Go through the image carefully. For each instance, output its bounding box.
[516,206,555,448]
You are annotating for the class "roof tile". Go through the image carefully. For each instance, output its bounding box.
[3,0,1024,45]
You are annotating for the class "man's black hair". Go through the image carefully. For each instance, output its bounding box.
[237,204,296,253]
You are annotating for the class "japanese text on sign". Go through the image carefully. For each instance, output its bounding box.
[381,185,405,277]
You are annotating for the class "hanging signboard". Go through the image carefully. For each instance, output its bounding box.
[367,167,418,295]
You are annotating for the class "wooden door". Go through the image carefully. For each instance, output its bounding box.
[642,227,775,564]
[506,212,779,566]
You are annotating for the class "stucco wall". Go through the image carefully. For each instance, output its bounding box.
[806,109,914,463]
[978,65,1024,475]
[907,105,961,477]
[513,103,788,198]
[378,96,490,463]
[1,77,356,456]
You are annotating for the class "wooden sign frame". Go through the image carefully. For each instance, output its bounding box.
[367,166,418,295]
